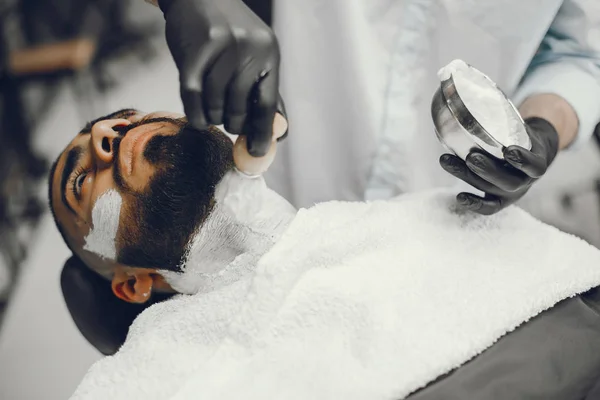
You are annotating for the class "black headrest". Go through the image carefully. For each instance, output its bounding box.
[60,255,173,355]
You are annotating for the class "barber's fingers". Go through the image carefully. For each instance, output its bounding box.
[439,154,506,197]
[243,70,279,157]
[179,46,223,130]
[180,87,208,130]
[203,47,239,126]
[456,192,504,215]
[171,30,233,130]
[223,63,254,136]
[504,145,547,179]
[465,151,530,193]
[179,54,213,130]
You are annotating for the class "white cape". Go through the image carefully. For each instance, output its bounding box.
[71,190,600,400]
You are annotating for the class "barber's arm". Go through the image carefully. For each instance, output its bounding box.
[145,0,287,155]
[512,0,600,150]
[441,0,600,215]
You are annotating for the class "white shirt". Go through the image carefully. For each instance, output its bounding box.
[266,0,600,208]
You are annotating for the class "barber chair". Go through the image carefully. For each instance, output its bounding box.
[61,255,173,356]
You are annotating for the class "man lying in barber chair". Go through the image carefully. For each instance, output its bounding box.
[50,108,600,399]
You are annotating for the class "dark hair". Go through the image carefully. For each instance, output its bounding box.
[48,158,78,255]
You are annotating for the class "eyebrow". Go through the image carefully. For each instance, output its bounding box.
[60,146,83,217]
[79,108,139,135]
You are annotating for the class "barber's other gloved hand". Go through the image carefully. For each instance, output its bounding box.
[61,256,173,355]
[440,117,559,215]
[159,0,286,157]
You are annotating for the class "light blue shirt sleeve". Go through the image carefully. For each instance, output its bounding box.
[512,0,600,149]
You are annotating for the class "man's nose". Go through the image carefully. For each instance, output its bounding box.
[90,119,130,166]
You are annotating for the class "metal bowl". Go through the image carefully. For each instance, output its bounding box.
[431,64,531,161]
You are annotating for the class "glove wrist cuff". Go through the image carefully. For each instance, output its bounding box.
[157,0,175,14]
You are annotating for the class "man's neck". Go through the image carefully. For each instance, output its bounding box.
[160,170,297,294]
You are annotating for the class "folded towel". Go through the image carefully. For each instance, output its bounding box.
[71,190,600,400]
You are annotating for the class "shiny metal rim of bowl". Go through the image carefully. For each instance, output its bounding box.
[431,70,530,161]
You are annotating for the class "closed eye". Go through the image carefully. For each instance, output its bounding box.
[71,169,88,200]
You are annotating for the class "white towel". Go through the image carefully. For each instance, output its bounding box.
[71,189,600,400]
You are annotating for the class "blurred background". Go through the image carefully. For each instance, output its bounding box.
[0,1,178,398]
[0,0,598,399]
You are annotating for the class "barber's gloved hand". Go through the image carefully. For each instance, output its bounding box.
[61,256,173,355]
[159,0,286,157]
[440,117,559,215]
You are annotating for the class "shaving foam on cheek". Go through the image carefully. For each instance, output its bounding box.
[159,170,297,295]
[83,189,122,260]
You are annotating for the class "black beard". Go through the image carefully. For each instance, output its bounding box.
[116,125,233,270]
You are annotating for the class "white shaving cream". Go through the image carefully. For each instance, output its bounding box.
[437,59,464,81]
[438,59,529,149]
[83,189,122,260]
[159,170,297,295]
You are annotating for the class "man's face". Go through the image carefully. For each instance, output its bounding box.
[49,109,233,301]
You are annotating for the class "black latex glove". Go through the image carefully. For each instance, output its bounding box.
[159,0,286,156]
[440,117,560,215]
[61,256,173,355]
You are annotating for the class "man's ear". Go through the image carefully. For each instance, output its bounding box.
[111,268,155,304]
[61,255,175,355]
